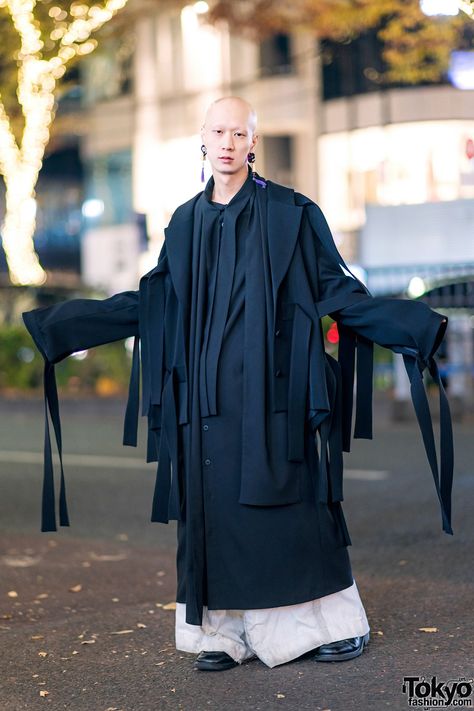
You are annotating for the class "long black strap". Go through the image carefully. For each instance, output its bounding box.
[123,335,140,447]
[401,351,453,535]
[42,362,69,532]
[315,292,374,451]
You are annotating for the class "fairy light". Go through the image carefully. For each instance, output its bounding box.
[0,0,129,285]
[458,0,474,18]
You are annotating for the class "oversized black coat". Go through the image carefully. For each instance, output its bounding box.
[23,168,453,625]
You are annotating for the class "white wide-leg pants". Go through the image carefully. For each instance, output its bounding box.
[175,580,370,668]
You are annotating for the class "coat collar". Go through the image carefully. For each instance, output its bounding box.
[160,172,303,320]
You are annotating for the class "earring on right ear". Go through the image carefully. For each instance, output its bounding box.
[201,144,207,183]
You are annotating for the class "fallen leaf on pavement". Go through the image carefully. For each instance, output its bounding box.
[69,584,82,593]
[418,627,438,633]
[39,690,49,697]
[3,555,40,568]
[276,693,285,698]
[136,623,147,629]
[110,630,134,635]
[7,591,18,598]
[81,640,96,645]
[162,602,176,611]
[31,635,44,640]
[38,651,48,658]
[89,552,127,562]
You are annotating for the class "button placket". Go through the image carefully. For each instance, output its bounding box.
[202,419,212,467]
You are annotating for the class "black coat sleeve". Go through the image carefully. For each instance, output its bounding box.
[22,290,139,364]
[317,255,447,364]
[311,205,447,362]
[309,202,453,536]
[22,290,140,533]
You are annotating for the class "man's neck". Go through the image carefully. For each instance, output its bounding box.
[211,166,248,204]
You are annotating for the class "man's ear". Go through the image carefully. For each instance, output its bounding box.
[251,133,259,150]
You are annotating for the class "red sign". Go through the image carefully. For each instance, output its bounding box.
[326,322,339,345]
[466,138,474,160]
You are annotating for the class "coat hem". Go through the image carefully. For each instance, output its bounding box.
[177,576,355,614]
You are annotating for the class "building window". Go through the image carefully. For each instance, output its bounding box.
[83,149,133,227]
[259,33,293,77]
[321,25,450,100]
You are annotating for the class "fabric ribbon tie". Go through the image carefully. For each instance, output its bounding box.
[151,367,182,523]
[400,350,453,535]
[315,292,374,451]
[123,334,140,446]
[287,304,312,461]
[42,361,70,532]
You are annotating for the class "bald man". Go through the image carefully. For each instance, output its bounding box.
[23,96,452,672]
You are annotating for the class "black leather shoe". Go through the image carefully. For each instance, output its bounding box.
[194,651,239,671]
[311,632,370,662]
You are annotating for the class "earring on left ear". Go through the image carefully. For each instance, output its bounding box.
[247,152,266,188]
[201,144,207,183]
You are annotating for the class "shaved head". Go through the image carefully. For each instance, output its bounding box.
[202,96,257,136]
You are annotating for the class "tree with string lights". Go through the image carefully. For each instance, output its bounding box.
[0,0,129,286]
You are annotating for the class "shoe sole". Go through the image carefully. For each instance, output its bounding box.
[313,633,370,663]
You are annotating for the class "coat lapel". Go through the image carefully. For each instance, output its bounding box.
[160,179,303,330]
[264,179,304,319]
[158,194,200,324]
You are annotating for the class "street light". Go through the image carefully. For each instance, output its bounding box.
[420,0,459,15]
[407,276,427,298]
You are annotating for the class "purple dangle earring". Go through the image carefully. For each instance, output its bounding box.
[201,144,207,183]
[247,152,266,188]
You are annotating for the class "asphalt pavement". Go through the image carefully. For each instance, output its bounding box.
[0,397,472,711]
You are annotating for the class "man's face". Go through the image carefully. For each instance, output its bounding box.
[201,100,258,178]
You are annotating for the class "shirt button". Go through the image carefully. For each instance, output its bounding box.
[202,424,209,431]
[275,369,282,377]
[204,458,211,466]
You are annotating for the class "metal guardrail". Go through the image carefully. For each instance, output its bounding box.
[365,262,474,298]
